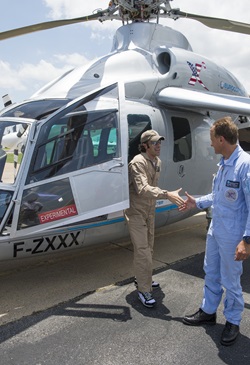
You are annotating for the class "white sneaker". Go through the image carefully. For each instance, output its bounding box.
[151,281,160,288]
[138,291,156,308]
[134,279,159,288]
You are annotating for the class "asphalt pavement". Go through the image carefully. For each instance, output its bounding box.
[0,213,250,365]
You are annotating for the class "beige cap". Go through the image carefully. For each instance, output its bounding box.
[140,130,165,143]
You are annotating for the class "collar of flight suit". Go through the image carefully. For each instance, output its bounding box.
[217,144,243,168]
[141,152,160,169]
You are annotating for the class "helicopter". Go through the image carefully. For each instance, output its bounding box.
[0,0,250,261]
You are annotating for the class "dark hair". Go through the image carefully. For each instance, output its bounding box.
[139,142,148,152]
[212,116,238,145]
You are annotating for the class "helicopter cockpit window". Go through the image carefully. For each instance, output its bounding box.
[1,99,70,120]
[171,117,192,162]
[127,114,151,162]
[0,190,13,222]
[0,121,29,184]
[27,109,119,183]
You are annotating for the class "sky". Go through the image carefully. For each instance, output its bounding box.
[0,0,249,105]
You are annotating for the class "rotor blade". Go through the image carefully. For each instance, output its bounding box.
[173,10,250,35]
[0,11,106,41]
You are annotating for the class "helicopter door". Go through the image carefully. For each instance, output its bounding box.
[15,83,129,232]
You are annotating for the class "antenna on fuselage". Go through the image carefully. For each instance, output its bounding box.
[2,94,12,107]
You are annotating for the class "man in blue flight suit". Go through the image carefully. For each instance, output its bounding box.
[179,116,250,346]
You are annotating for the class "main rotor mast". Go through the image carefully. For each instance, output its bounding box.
[105,0,176,23]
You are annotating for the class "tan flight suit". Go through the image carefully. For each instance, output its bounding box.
[124,152,167,293]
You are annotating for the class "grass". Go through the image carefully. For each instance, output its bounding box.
[6,153,23,164]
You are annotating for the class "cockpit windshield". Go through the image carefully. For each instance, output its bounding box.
[0,120,30,184]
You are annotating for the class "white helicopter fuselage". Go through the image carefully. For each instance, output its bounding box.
[0,22,250,261]
[32,23,248,105]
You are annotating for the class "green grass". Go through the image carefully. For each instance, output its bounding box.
[6,153,23,164]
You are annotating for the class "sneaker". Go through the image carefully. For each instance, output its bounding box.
[134,279,160,288]
[138,291,156,308]
[151,281,160,288]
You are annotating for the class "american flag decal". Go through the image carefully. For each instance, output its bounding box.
[187,61,208,90]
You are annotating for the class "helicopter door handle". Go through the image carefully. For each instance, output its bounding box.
[109,162,124,171]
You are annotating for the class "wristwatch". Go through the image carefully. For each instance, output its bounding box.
[243,236,250,244]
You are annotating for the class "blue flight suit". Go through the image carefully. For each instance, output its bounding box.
[195,145,250,325]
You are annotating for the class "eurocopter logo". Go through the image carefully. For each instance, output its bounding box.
[187,61,209,90]
[220,81,244,96]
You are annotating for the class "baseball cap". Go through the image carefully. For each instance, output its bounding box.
[140,130,165,143]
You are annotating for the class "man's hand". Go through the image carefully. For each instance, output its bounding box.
[178,191,197,211]
[166,188,184,207]
[235,240,250,261]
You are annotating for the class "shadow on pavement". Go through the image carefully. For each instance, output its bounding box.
[169,252,250,294]
[0,291,132,344]
[205,324,250,365]
[126,286,186,324]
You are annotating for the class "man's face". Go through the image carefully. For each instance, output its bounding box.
[144,139,162,158]
[210,127,222,154]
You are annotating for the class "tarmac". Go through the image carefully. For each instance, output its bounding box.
[0,213,250,365]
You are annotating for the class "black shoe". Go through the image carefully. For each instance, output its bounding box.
[220,321,240,346]
[183,308,216,326]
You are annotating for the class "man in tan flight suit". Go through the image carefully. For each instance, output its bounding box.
[124,130,184,307]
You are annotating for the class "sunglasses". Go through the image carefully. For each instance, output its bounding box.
[150,140,162,146]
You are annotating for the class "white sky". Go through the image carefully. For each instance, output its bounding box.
[0,0,249,104]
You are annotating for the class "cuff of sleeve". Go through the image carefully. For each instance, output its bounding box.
[196,200,203,210]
